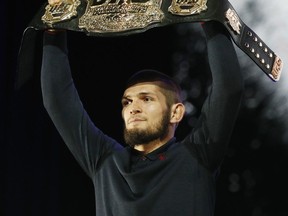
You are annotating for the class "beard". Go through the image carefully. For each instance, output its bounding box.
[123,111,171,148]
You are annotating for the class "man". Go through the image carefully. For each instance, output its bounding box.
[41,1,244,215]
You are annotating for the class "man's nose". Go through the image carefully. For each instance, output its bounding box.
[130,103,141,114]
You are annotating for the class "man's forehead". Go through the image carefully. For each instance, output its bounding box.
[123,82,163,97]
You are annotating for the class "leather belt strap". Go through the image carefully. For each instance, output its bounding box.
[23,0,283,81]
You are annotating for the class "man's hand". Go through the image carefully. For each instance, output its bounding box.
[48,0,62,5]
[48,0,74,6]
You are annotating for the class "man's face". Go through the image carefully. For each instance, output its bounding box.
[121,82,171,146]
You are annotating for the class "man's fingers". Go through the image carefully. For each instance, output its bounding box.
[48,0,75,5]
[48,0,62,5]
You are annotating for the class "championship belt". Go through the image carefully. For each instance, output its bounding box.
[22,0,283,82]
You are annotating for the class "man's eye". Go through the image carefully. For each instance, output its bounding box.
[144,97,152,102]
[122,100,131,107]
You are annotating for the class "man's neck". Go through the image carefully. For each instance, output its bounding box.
[133,137,171,155]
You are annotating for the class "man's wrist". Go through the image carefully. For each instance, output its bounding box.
[45,28,66,35]
[201,21,230,40]
[43,29,68,53]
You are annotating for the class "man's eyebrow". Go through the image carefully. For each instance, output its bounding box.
[123,91,156,99]
[121,96,129,100]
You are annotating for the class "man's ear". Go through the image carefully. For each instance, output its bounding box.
[170,103,185,124]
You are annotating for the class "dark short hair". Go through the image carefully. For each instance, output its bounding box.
[125,69,183,105]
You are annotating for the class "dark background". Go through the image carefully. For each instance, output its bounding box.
[2,1,288,216]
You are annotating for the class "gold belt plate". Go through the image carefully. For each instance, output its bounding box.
[79,0,164,33]
[42,0,81,25]
[168,0,208,16]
